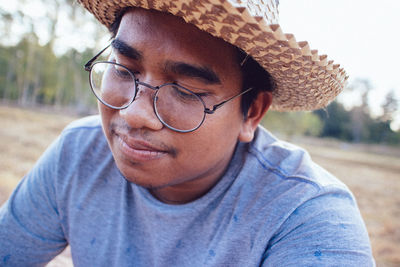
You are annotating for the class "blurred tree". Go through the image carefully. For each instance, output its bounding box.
[0,0,104,111]
[380,89,399,122]
[314,89,400,144]
[20,30,39,106]
[347,79,372,142]
[262,111,323,138]
[314,101,352,141]
[0,46,18,101]
[0,8,14,41]
[0,8,18,101]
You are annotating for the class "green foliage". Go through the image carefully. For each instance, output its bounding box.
[314,100,400,145]
[262,111,323,138]
[314,101,352,141]
[0,36,97,112]
[261,98,400,145]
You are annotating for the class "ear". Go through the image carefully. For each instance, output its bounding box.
[238,91,273,142]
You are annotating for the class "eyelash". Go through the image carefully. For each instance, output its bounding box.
[169,81,209,98]
[194,92,209,98]
[111,58,140,74]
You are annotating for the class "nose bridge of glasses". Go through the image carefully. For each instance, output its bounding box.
[121,80,160,123]
[136,80,160,92]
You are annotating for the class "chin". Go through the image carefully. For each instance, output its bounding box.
[115,160,172,189]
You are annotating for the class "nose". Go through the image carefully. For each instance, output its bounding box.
[119,83,163,131]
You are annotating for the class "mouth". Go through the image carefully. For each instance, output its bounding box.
[113,131,172,162]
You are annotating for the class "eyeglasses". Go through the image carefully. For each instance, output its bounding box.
[84,44,253,133]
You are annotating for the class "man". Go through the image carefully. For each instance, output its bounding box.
[0,0,374,266]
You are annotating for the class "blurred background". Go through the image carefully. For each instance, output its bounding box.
[0,0,399,266]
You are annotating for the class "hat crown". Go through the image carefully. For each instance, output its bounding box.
[229,0,279,24]
[78,0,348,111]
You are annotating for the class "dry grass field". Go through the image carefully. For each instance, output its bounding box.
[0,104,399,266]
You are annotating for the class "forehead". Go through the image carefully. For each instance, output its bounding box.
[115,8,242,85]
[117,8,235,53]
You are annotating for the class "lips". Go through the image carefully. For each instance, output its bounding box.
[114,132,171,162]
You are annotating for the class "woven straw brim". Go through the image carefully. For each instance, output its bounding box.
[78,0,348,111]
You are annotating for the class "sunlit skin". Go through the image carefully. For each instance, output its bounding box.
[99,8,272,204]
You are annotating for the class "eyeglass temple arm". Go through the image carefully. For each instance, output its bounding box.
[204,87,253,114]
[84,44,112,71]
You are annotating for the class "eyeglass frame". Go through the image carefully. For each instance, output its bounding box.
[84,43,253,133]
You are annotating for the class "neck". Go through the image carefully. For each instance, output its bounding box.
[149,170,225,204]
[149,152,236,204]
[148,142,240,204]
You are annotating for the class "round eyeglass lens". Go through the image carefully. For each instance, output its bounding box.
[90,62,136,108]
[154,84,206,132]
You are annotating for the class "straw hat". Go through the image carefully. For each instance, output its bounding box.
[78,0,348,111]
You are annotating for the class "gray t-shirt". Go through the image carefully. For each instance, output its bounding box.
[0,116,374,266]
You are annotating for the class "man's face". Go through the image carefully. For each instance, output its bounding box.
[100,8,249,202]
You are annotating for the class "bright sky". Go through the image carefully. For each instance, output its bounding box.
[0,0,107,52]
[279,0,400,117]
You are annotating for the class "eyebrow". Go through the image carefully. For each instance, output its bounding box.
[111,39,221,85]
[111,39,142,61]
[166,61,221,85]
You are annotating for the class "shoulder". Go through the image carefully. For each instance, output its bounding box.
[32,115,112,187]
[230,125,364,242]
[51,115,111,172]
[247,126,346,191]
[230,126,354,223]
[63,115,103,135]
[57,115,106,152]
[234,126,373,265]
[239,125,359,220]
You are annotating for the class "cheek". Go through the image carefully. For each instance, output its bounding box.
[99,104,115,138]
[180,104,243,155]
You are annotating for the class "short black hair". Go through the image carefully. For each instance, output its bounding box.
[109,8,275,116]
[235,49,275,116]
